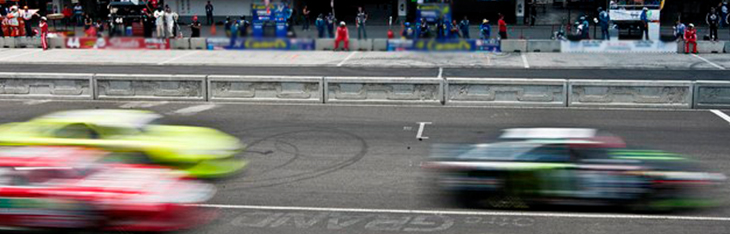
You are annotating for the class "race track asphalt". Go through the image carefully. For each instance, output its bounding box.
[0,100,729,234]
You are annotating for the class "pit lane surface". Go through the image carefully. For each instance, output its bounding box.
[0,100,729,234]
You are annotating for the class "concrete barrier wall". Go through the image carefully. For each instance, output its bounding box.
[2,37,15,48]
[208,75,323,103]
[694,80,730,109]
[48,37,65,49]
[527,40,561,52]
[373,39,388,51]
[171,38,191,50]
[316,39,372,51]
[679,41,727,54]
[0,73,92,99]
[569,80,692,109]
[446,78,567,107]
[0,37,4,48]
[15,37,41,48]
[94,74,206,101]
[501,40,528,53]
[325,77,443,105]
[190,38,207,50]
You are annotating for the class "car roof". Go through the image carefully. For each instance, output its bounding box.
[0,146,104,168]
[500,128,597,140]
[33,109,162,129]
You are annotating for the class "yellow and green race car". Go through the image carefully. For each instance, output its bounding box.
[0,109,247,178]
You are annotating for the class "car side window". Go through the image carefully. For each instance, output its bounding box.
[54,124,100,139]
[519,145,571,162]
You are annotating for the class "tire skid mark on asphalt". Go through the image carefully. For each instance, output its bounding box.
[221,126,368,190]
[168,104,218,116]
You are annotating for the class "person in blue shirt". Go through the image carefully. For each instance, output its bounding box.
[402,22,414,39]
[326,13,336,38]
[598,7,611,40]
[581,16,590,39]
[480,19,491,39]
[315,14,325,38]
[459,16,470,39]
[640,7,649,40]
[674,19,686,41]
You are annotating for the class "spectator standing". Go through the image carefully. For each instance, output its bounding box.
[142,8,153,38]
[720,1,728,27]
[598,7,610,40]
[402,22,414,39]
[684,23,697,54]
[7,6,19,37]
[224,17,231,37]
[229,19,239,47]
[302,5,310,31]
[707,7,720,41]
[205,1,214,25]
[22,6,39,37]
[326,12,336,38]
[62,6,72,27]
[459,16,470,39]
[40,16,48,50]
[334,21,349,51]
[73,3,83,26]
[674,20,686,41]
[154,7,165,38]
[581,15,590,39]
[83,14,94,36]
[498,14,507,39]
[239,16,250,37]
[190,15,202,37]
[315,14,325,38]
[165,7,175,38]
[356,6,367,39]
[640,7,649,40]
[419,18,430,38]
[480,19,491,39]
[450,20,460,38]
[530,1,537,26]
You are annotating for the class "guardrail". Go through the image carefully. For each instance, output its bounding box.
[4,37,728,53]
[0,73,722,109]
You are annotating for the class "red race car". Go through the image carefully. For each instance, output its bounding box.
[0,146,217,232]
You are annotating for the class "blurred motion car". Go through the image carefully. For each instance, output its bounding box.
[0,109,247,178]
[0,146,217,232]
[423,128,726,211]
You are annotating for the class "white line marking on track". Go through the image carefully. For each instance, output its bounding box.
[692,54,726,70]
[416,122,432,140]
[158,51,200,65]
[521,53,530,69]
[437,67,444,78]
[0,49,43,61]
[710,110,730,124]
[169,104,218,115]
[337,51,358,67]
[190,204,730,222]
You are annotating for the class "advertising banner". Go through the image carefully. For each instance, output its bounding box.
[561,40,677,53]
[64,37,170,49]
[387,39,501,52]
[609,10,661,22]
[206,38,315,50]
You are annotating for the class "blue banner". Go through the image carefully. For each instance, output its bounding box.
[206,38,315,50]
[387,39,501,52]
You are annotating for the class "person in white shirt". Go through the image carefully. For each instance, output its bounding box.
[164,8,175,38]
[22,6,40,37]
[7,6,20,37]
[154,8,165,38]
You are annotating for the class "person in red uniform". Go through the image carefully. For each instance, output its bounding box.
[498,13,508,39]
[40,16,48,50]
[334,21,349,51]
[684,23,697,54]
